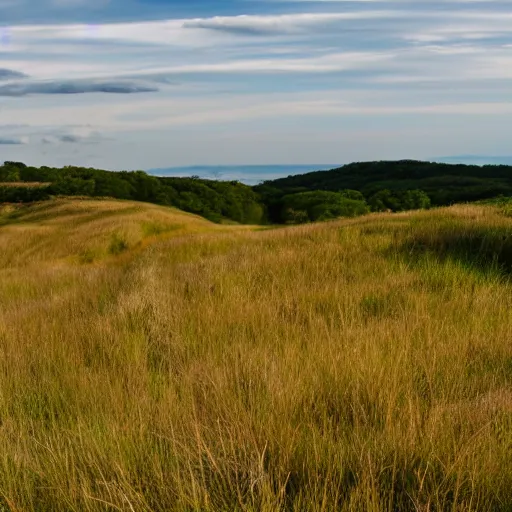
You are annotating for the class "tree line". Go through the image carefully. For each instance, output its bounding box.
[0,162,264,224]
[1,159,511,225]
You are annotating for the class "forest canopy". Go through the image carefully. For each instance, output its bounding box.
[1,159,511,224]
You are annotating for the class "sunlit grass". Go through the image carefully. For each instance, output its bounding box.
[0,199,511,511]
[0,182,50,188]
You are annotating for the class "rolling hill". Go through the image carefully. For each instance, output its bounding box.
[0,198,511,510]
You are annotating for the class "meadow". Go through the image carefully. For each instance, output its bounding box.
[0,198,511,511]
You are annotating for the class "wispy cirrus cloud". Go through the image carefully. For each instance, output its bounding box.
[182,10,405,35]
[53,129,106,144]
[0,68,27,80]
[0,79,157,96]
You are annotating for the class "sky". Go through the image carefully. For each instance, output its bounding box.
[1,0,512,171]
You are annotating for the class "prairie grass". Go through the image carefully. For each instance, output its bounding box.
[0,199,511,511]
[0,182,50,188]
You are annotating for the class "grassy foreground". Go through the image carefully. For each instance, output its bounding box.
[0,199,511,511]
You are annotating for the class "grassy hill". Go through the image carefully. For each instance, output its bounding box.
[1,198,512,511]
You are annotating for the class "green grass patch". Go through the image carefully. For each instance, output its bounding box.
[141,221,181,237]
[78,248,98,264]
[108,232,129,255]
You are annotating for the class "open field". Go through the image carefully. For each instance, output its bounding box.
[0,183,51,188]
[0,199,511,511]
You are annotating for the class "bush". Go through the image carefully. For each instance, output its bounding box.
[369,189,431,212]
[0,186,51,203]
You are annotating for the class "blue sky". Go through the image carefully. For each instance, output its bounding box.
[1,0,512,170]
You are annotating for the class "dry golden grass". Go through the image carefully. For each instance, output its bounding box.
[0,199,511,511]
[0,183,50,188]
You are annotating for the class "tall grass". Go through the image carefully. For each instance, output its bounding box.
[0,199,511,511]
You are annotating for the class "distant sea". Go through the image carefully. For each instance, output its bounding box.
[147,165,336,185]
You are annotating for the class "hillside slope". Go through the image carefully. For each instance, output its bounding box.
[0,200,512,511]
[0,198,223,267]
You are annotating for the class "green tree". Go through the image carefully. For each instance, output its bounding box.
[340,189,365,202]
[401,190,431,210]
[281,191,369,224]
[0,162,21,182]
[368,190,394,212]
[49,177,95,196]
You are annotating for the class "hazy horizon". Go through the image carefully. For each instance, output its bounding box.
[147,156,512,184]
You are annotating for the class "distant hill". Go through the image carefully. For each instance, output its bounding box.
[257,159,512,206]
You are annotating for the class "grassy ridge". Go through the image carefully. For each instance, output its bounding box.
[0,200,511,511]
